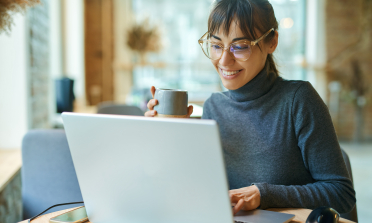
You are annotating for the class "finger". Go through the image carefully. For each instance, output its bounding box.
[151,86,156,98]
[232,199,244,215]
[144,110,157,117]
[229,192,241,205]
[187,105,193,118]
[229,189,239,194]
[147,99,158,110]
[230,187,246,193]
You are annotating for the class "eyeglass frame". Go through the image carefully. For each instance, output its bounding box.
[198,28,274,62]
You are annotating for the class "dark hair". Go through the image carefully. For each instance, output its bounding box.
[208,0,279,76]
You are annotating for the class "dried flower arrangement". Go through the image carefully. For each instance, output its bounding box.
[126,19,161,64]
[0,0,40,33]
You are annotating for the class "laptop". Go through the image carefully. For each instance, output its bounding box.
[62,112,295,223]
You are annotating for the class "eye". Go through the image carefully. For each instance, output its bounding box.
[211,44,222,49]
[232,44,249,50]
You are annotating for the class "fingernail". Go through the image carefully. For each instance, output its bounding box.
[152,111,155,115]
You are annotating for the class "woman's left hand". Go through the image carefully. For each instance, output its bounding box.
[229,185,261,215]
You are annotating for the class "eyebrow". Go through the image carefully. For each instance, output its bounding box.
[211,35,250,42]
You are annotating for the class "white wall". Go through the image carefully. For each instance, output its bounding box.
[0,14,29,149]
[49,0,63,124]
[114,0,133,103]
[63,0,85,104]
[50,0,63,77]
[305,0,327,101]
[0,0,85,148]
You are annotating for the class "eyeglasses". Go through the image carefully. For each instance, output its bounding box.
[198,28,274,62]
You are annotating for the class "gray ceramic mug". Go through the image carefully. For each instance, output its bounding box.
[154,88,188,118]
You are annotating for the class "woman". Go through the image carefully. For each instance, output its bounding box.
[145,0,356,215]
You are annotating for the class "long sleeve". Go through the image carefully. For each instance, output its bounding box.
[254,82,356,213]
[201,96,213,120]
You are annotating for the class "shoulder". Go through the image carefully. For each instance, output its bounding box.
[202,92,228,119]
[203,92,229,107]
[275,79,321,102]
[262,78,312,106]
[271,79,327,118]
[287,80,325,107]
[277,78,310,94]
[288,80,330,121]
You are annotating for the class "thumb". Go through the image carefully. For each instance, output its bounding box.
[151,86,156,98]
[187,105,193,117]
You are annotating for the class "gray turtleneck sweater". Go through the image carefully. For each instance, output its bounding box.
[201,67,356,213]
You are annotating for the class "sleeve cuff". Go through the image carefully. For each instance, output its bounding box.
[252,182,270,210]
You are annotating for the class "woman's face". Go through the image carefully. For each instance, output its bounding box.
[210,21,278,90]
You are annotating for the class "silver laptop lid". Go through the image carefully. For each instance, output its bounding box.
[62,112,233,223]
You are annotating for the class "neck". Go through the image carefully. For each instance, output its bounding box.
[228,65,278,102]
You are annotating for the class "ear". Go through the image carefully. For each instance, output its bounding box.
[267,31,279,54]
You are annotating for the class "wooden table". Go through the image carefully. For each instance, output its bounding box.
[0,149,22,192]
[19,206,355,223]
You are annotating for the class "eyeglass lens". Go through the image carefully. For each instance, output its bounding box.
[202,41,252,60]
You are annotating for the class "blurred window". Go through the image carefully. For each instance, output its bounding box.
[130,0,306,102]
[270,0,307,80]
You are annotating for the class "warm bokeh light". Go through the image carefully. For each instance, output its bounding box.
[280,17,294,29]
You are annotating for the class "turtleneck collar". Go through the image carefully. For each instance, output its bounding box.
[228,65,278,102]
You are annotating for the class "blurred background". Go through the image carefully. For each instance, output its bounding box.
[0,0,371,222]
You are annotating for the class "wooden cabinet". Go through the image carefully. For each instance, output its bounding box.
[84,0,114,105]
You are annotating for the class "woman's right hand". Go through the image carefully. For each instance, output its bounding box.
[144,86,194,118]
[145,86,158,117]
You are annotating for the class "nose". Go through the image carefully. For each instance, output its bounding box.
[218,48,235,66]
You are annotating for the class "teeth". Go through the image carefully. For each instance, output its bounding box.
[221,69,240,76]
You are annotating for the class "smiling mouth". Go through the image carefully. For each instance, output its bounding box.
[219,68,243,76]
